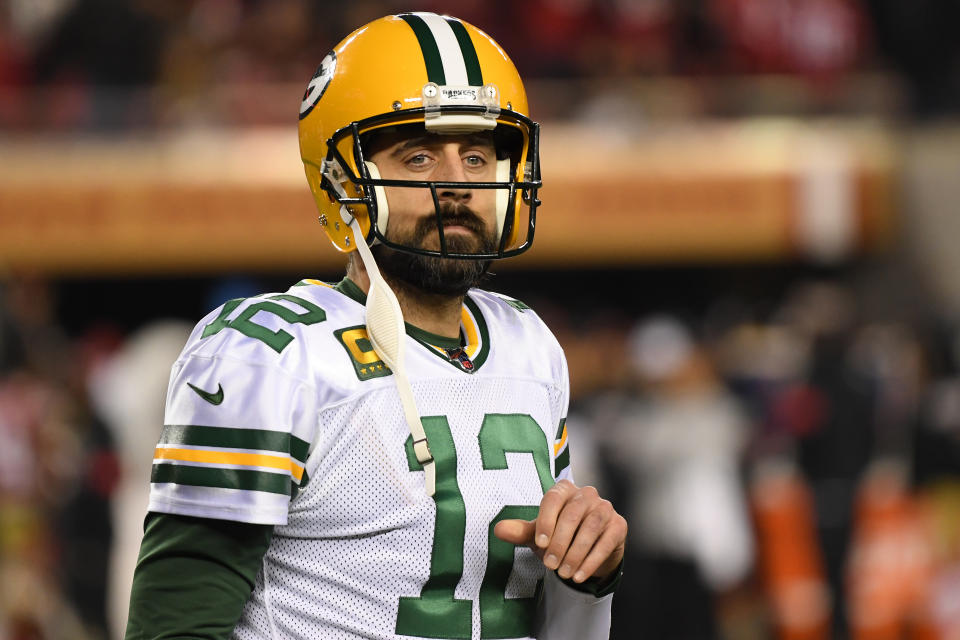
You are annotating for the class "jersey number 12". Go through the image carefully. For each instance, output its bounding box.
[399,413,554,639]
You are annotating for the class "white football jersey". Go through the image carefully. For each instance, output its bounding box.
[148,278,591,640]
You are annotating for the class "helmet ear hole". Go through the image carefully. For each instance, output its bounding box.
[308,165,338,206]
[364,161,389,237]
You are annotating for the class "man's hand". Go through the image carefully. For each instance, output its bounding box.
[493,480,627,583]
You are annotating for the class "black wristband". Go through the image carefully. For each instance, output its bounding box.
[559,558,623,598]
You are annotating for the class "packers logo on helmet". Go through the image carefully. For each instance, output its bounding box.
[298,12,542,260]
[299,51,336,120]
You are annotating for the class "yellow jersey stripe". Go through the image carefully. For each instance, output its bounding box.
[304,279,333,288]
[154,447,305,482]
[424,343,447,356]
[461,306,480,358]
[553,426,568,456]
[423,306,480,358]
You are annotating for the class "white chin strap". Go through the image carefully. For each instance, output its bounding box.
[346,206,435,496]
[365,159,512,242]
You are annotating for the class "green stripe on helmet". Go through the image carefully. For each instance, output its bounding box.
[444,17,483,86]
[398,13,446,85]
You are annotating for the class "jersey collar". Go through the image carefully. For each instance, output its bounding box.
[298,277,490,373]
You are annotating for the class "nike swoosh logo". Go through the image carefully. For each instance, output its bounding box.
[187,382,224,405]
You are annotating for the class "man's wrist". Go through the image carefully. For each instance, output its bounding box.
[558,559,623,598]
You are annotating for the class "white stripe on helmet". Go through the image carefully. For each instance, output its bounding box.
[413,12,469,86]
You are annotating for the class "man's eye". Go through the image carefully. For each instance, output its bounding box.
[464,155,486,167]
[407,153,430,166]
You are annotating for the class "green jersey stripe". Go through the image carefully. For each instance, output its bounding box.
[444,17,483,86]
[152,463,291,495]
[554,448,570,479]
[398,13,446,85]
[160,424,310,464]
[554,417,566,440]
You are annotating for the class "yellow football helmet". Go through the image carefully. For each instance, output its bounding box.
[298,12,541,260]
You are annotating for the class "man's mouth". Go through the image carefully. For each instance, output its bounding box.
[408,206,492,252]
[440,224,477,235]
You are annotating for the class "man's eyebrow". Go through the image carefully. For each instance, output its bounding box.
[390,136,432,157]
[389,134,495,157]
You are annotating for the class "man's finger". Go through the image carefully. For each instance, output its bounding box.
[542,487,596,570]
[553,501,612,579]
[535,479,578,549]
[493,518,536,545]
[570,517,628,583]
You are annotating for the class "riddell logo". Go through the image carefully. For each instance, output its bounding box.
[442,88,478,102]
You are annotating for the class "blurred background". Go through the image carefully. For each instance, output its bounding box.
[1,0,959,638]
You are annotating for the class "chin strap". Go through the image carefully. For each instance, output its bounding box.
[345,207,436,497]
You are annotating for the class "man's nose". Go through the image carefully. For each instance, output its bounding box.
[435,148,472,202]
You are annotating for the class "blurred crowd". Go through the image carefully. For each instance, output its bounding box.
[555,275,960,639]
[1,0,959,131]
[2,266,960,639]
[0,274,195,640]
[0,276,121,639]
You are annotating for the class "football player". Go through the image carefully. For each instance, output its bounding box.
[125,12,626,640]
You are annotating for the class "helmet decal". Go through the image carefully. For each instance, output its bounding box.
[299,51,337,120]
[397,13,483,87]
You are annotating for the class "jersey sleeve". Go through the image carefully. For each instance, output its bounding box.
[536,571,614,639]
[148,326,320,526]
[125,513,273,640]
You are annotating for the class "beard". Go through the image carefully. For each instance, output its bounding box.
[372,203,495,297]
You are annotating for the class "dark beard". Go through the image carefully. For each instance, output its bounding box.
[372,204,495,297]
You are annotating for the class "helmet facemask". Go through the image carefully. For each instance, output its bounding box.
[319,105,540,261]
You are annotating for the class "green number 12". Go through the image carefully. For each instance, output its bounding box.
[398,413,553,639]
[201,294,326,353]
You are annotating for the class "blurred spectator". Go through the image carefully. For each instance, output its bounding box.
[31,0,168,130]
[603,0,677,75]
[0,275,119,639]
[0,290,27,376]
[3,275,70,381]
[586,315,754,639]
[89,320,192,638]
[914,336,960,487]
[0,6,31,128]
[513,0,605,78]
[776,282,875,638]
[865,0,960,117]
[708,0,868,80]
